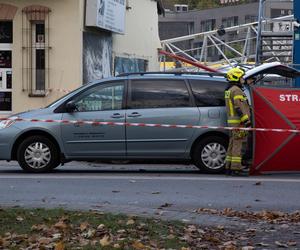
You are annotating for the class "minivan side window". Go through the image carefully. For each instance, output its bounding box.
[190,80,227,107]
[129,80,191,109]
[73,82,124,112]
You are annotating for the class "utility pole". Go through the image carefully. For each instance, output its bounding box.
[294,1,300,87]
[255,0,265,66]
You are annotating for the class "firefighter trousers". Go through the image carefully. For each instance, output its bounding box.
[225,130,248,171]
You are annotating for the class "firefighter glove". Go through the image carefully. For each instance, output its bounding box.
[237,130,248,138]
[244,120,251,128]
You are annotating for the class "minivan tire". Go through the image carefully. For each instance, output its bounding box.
[192,136,228,174]
[17,136,60,173]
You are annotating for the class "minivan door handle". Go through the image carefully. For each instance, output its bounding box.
[111,113,124,119]
[127,112,142,118]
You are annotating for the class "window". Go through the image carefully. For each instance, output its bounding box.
[129,80,190,109]
[73,82,124,112]
[200,19,216,32]
[0,21,13,43]
[0,51,11,68]
[245,15,257,24]
[190,80,227,107]
[0,92,11,111]
[222,16,239,28]
[182,6,188,12]
[22,5,51,96]
[31,21,46,93]
[271,9,293,18]
[114,57,148,76]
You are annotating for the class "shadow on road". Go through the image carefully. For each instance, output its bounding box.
[0,168,202,175]
[0,161,203,175]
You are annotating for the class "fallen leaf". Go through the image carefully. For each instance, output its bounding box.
[256,242,270,247]
[55,242,65,250]
[117,229,126,234]
[132,241,145,249]
[31,224,47,232]
[97,224,105,230]
[287,241,297,246]
[242,247,254,250]
[16,216,24,222]
[38,237,52,245]
[275,241,289,248]
[167,234,175,239]
[82,229,95,239]
[126,219,135,225]
[80,222,90,232]
[52,233,62,240]
[54,221,68,230]
[99,235,110,247]
[79,238,90,247]
[223,241,237,247]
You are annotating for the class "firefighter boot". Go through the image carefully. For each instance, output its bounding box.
[231,167,249,177]
[225,169,232,176]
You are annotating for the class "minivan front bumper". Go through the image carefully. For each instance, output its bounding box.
[0,126,21,160]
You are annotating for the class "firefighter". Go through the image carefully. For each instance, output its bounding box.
[225,67,252,176]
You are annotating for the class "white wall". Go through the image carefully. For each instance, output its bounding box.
[112,0,161,72]
[0,0,83,114]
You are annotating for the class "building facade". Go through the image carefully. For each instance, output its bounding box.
[0,0,162,115]
[159,0,293,61]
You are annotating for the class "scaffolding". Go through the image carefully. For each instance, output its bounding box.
[160,1,294,71]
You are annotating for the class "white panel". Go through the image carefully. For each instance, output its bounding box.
[86,0,126,34]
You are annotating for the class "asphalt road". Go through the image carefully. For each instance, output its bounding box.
[1,161,300,226]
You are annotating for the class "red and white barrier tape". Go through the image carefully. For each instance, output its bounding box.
[1,117,300,133]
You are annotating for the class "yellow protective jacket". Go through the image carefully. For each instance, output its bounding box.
[225,84,251,127]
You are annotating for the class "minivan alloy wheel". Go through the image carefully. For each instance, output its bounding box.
[192,136,228,173]
[201,142,226,170]
[24,142,51,169]
[17,135,60,173]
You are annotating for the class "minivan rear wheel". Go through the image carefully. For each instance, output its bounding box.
[192,136,228,174]
[17,136,60,173]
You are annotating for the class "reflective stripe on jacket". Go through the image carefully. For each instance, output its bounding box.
[225,85,251,127]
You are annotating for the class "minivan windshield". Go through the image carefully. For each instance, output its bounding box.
[46,85,87,108]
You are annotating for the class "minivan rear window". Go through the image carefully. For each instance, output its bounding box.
[190,80,227,107]
[129,80,191,109]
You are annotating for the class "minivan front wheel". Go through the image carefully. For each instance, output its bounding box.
[17,136,60,173]
[192,136,228,174]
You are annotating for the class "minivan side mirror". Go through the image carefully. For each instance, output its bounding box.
[65,101,77,113]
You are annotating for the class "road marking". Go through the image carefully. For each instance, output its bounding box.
[0,174,300,183]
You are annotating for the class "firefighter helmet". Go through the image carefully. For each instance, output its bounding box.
[226,67,245,82]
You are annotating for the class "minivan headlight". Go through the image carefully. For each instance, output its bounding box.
[0,117,18,129]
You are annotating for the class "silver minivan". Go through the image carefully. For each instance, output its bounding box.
[3,62,299,173]
[0,72,231,173]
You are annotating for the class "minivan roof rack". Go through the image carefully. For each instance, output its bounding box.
[116,71,225,77]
